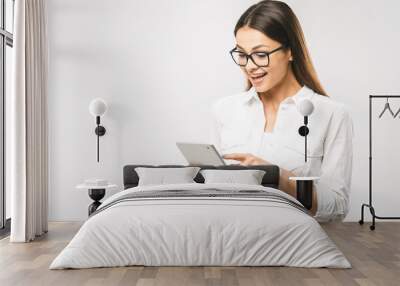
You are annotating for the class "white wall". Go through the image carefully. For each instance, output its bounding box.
[47,0,400,221]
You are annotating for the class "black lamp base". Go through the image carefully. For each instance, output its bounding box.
[95,126,106,136]
[298,125,309,136]
[296,180,313,210]
[88,189,105,216]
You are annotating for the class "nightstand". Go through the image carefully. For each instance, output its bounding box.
[76,183,117,216]
[289,176,319,210]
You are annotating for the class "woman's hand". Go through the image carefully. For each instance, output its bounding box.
[223,153,270,166]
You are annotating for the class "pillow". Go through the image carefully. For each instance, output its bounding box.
[200,169,266,185]
[135,167,201,186]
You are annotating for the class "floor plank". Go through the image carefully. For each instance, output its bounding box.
[0,222,399,286]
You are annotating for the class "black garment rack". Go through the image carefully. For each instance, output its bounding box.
[359,95,400,230]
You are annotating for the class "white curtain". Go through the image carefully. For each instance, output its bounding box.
[9,0,48,242]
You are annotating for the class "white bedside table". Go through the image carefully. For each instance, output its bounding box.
[76,183,117,216]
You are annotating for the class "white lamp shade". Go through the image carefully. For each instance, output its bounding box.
[296,99,314,116]
[89,98,107,117]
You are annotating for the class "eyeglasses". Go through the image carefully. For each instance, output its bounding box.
[229,46,285,67]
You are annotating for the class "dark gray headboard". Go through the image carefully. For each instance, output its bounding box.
[123,164,280,189]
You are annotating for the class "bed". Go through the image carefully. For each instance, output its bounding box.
[49,164,350,269]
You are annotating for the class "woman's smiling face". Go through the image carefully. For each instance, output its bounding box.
[234,26,292,93]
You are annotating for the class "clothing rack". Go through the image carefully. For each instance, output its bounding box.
[359,95,400,230]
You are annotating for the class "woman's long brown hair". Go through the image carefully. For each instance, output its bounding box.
[234,0,327,96]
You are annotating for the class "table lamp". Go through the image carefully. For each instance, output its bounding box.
[289,98,319,210]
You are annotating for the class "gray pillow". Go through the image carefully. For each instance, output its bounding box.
[200,169,266,185]
[135,167,200,186]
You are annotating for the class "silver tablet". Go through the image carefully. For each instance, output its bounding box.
[176,142,226,166]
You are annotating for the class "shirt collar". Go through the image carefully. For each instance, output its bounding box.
[242,85,315,105]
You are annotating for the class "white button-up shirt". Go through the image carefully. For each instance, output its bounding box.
[211,85,354,222]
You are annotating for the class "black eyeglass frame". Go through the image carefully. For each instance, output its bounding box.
[229,45,286,67]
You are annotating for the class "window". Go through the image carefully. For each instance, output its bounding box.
[0,0,14,234]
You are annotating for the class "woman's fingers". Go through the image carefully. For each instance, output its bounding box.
[223,153,255,166]
[240,158,253,166]
[224,153,268,166]
[223,153,250,161]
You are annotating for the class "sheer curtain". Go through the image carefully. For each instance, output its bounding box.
[9,0,48,242]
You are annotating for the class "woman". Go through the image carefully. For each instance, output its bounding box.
[211,0,353,221]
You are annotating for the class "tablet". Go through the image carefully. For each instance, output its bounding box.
[176,142,226,166]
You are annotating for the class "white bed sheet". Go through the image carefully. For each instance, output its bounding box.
[50,183,350,269]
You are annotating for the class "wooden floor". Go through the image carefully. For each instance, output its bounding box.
[0,222,399,286]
